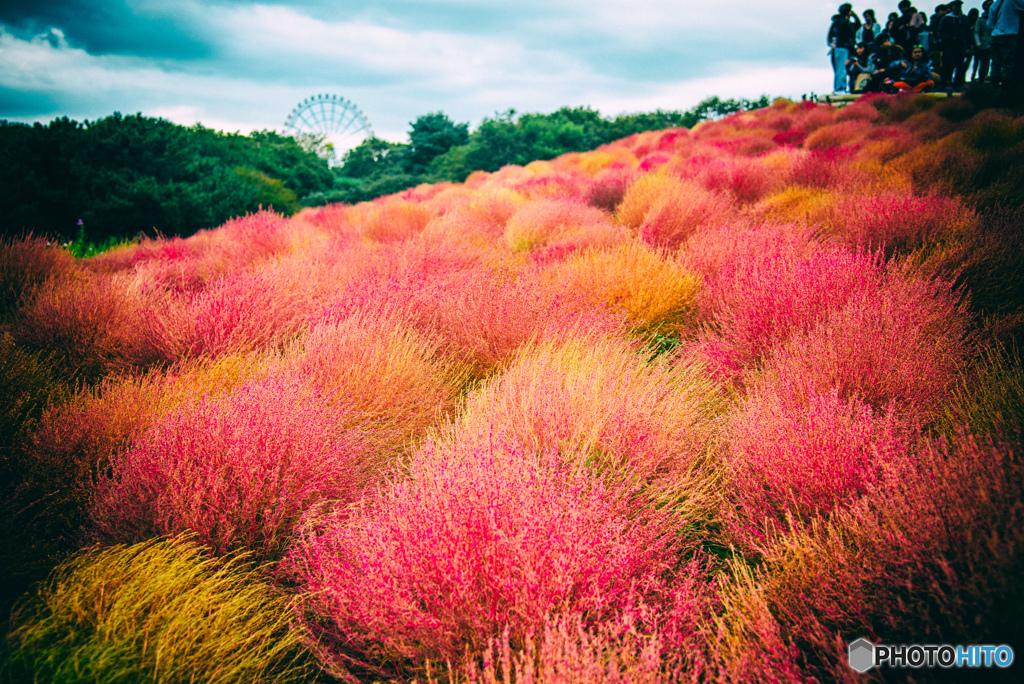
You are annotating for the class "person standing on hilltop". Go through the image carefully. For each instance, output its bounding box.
[939,0,970,92]
[988,0,1024,96]
[974,0,995,83]
[912,9,932,50]
[929,4,950,74]
[829,4,863,93]
[857,9,883,44]
[894,0,919,53]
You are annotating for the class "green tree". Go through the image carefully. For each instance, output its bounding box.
[306,96,774,207]
[0,113,334,243]
[406,112,469,173]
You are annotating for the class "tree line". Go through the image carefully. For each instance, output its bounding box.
[0,113,334,245]
[0,96,769,245]
[312,96,771,206]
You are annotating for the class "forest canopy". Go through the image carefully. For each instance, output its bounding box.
[316,96,771,206]
[0,96,769,244]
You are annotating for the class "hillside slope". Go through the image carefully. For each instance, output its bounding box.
[3,94,1024,683]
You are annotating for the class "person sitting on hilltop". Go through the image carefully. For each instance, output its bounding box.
[885,45,938,92]
[868,37,906,91]
[847,42,877,92]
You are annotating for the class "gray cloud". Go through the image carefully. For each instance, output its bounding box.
[0,0,213,60]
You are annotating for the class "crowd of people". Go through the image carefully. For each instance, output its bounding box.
[828,1,1024,96]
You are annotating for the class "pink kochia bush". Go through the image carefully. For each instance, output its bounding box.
[92,376,363,561]
[85,210,293,292]
[287,438,713,678]
[724,387,913,549]
[761,267,972,421]
[685,244,888,383]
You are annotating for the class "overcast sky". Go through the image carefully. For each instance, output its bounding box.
[0,1,988,143]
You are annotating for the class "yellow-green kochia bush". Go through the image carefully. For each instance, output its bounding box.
[3,537,318,684]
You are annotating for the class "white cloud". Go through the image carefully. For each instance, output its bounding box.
[1,1,856,140]
[589,64,835,116]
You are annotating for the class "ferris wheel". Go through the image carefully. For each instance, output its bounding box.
[284,94,373,163]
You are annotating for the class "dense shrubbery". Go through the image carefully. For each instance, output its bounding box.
[0,113,333,244]
[312,97,772,206]
[3,94,1024,682]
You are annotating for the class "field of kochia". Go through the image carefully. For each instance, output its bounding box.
[2,93,1023,683]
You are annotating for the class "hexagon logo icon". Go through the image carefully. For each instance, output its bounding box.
[848,638,875,673]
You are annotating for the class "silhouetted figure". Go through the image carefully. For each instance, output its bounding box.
[829,4,863,92]
[975,0,995,83]
[988,0,1024,95]
[938,1,970,91]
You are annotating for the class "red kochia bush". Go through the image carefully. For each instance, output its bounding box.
[762,269,972,422]
[287,438,699,675]
[14,274,147,378]
[92,377,363,561]
[724,387,912,549]
[322,264,625,377]
[686,247,887,383]
[142,258,325,362]
[827,191,978,253]
[0,235,76,317]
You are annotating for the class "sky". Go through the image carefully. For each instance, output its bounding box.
[0,1,988,144]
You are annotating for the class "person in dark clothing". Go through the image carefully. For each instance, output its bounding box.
[974,0,995,83]
[869,37,907,90]
[939,0,970,91]
[964,7,980,78]
[928,4,949,73]
[930,4,950,36]
[894,0,919,52]
[847,42,876,91]
[886,44,938,91]
[878,13,903,48]
[829,4,863,92]
[858,9,883,43]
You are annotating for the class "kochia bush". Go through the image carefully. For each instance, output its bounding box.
[287,438,707,677]
[93,376,363,561]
